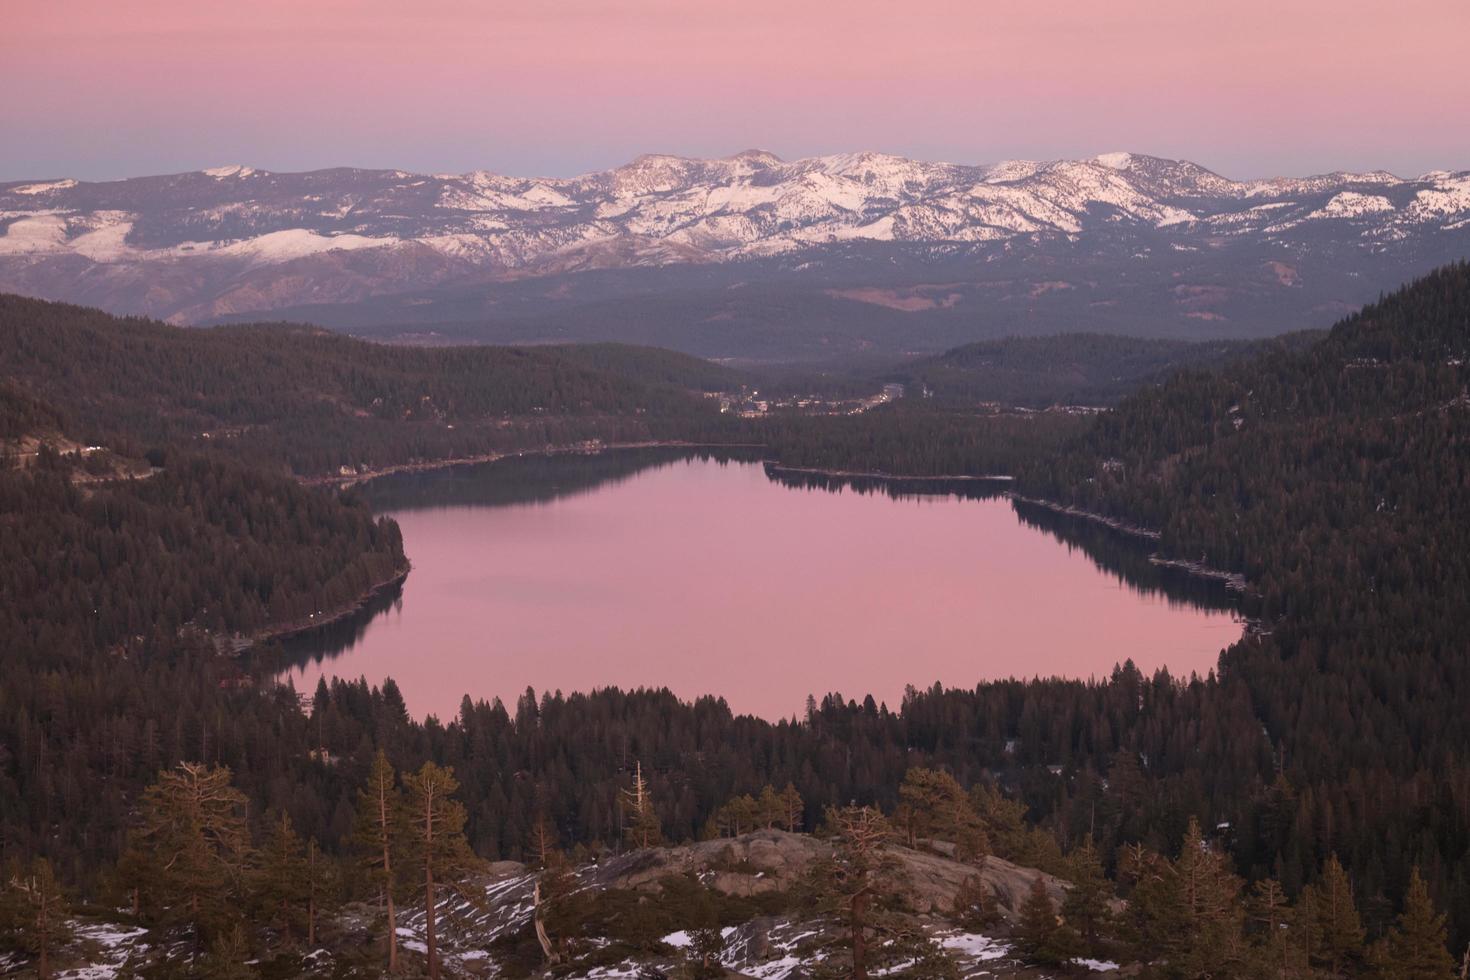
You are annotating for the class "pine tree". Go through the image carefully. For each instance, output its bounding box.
[898,768,988,860]
[1168,817,1247,976]
[109,842,152,919]
[969,783,1062,872]
[757,785,784,829]
[527,808,559,868]
[1301,853,1365,975]
[124,762,251,944]
[779,783,805,833]
[303,837,333,949]
[1,858,72,980]
[1061,835,1114,954]
[252,811,309,947]
[805,805,943,980]
[402,761,481,980]
[951,869,1000,931]
[621,761,662,849]
[683,885,727,980]
[687,925,727,979]
[352,749,405,972]
[894,937,961,979]
[1376,868,1455,980]
[714,794,759,837]
[1118,821,1246,975]
[891,800,918,848]
[1247,877,1304,978]
[1016,876,1079,966]
[199,923,256,979]
[1117,841,1181,965]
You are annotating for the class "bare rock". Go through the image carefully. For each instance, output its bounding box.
[889,844,1069,918]
[592,829,1069,918]
[592,829,832,895]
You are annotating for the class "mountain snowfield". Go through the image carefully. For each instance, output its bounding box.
[2,150,1469,341]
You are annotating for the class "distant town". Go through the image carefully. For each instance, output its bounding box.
[710,382,910,417]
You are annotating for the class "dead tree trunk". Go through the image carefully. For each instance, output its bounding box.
[533,880,559,964]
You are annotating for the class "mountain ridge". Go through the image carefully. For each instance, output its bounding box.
[3,150,1468,350]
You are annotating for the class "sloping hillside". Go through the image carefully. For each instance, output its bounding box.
[1020,260,1470,936]
[0,294,733,475]
[886,332,1321,407]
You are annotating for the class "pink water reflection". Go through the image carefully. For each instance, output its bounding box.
[283,458,1240,720]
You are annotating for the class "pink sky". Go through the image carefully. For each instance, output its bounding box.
[4,0,1469,181]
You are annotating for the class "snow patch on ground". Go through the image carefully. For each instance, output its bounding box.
[0,214,69,253]
[1155,208,1198,227]
[936,929,1011,962]
[53,921,149,979]
[741,954,812,979]
[573,965,645,979]
[212,228,401,263]
[1407,175,1470,221]
[10,179,78,195]
[1075,956,1121,971]
[69,213,136,261]
[1309,191,1395,220]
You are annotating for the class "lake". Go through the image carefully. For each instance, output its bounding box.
[280,449,1243,721]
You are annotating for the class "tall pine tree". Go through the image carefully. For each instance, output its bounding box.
[122,763,251,945]
[402,762,480,980]
[352,750,405,972]
[1061,835,1114,956]
[1016,876,1079,966]
[1,858,72,980]
[1302,853,1365,976]
[252,811,309,947]
[1374,868,1455,980]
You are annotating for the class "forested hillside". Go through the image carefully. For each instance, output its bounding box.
[0,296,734,476]
[1018,261,1470,946]
[760,401,1090,476]
[540,341,749,392]
[0,381,63,440]
[1,452,405,655]
[886,332,1320,407]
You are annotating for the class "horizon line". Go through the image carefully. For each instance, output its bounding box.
[5,148,1463,188]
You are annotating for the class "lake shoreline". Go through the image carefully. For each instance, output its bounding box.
[1008,493,1257,598]
[303,440,767,489]
[1005,493,1162,540]
[763,463,1015,482]
[225,561,412,655]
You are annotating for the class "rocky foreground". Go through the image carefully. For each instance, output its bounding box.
[22,830,1121,978]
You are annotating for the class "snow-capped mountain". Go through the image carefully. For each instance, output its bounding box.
[2,151,1468,354]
